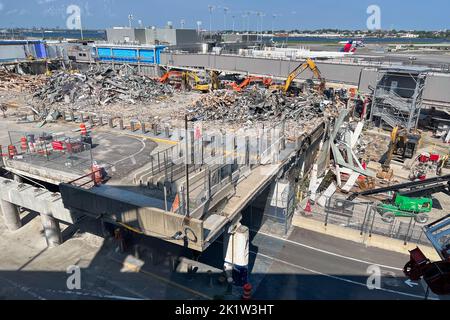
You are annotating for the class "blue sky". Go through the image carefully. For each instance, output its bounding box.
[0,0,448,30]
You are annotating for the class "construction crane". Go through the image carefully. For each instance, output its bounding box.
[271,58,325,94]
[229,76,273,92]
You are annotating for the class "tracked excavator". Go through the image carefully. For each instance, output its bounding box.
[271,58,326,95]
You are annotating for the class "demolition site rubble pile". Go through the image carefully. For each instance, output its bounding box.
[187,88,342,129]
[33,66,174,109]
[0,69,46,93]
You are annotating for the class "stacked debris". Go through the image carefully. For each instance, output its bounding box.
[33,66,173,107]
[188,88,338,123]
[0,69,45,92]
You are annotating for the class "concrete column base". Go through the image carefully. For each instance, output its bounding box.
[0,200,22,231]
[40,212,62,248]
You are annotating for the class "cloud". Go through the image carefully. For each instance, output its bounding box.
[37,0,58,4]
[0,2,4,11]
[5,8,27,16]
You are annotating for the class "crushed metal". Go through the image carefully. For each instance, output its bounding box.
[33,65,174,107]
[187,87,342,124]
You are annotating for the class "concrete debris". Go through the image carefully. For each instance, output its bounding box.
[188,87,340,123]
[0,69,45,92]
[34,65,174,107]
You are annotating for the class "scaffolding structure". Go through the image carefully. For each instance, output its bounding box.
[370,66,428,131]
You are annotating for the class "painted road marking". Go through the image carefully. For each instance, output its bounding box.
[0,276,47,300]
[254,230,403,271]
[254,251,435,300]
[405,279,419,288]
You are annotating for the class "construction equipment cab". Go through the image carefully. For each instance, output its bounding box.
[159,71,183,83]
[229,76,273,92]
[394,127,421,159]
[271,58,325,94]
[183,71,210,93]
[377,126,421,180]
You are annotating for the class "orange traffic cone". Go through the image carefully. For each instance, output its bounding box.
[80,123,87,136]
[304,200,312,215]
[242,283,252,300]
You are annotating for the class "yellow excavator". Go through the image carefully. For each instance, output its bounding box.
[271,58,325,94]
[377,126,422,180]
[183,71,210,93]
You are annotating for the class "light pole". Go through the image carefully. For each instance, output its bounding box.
[79,13,84,40]
[256,12,261,42]
[208,5,214,36]
[272,14,276,36]
[260,13,265,44]
[223,7,229,31]
[246,11,251,41]
[128,14,134,28]
[241,14,247,33]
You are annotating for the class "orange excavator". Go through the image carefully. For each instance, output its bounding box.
[159,71,183,83]
[229,76,273,92]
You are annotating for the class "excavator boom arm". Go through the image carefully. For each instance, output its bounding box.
[282,58,324,93]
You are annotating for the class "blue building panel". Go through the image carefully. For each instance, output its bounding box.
[112,48,137,62]
[97,47,113,60]
[95,45,166,64]
[34,43,47,59]
[139,49,155,63]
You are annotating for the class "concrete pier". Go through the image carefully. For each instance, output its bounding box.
[0,199,22,231]
[40,212,62,247]
[13,174,23,183]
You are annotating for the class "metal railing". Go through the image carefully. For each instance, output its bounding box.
[6,131,94,175]
[300,195,431,246]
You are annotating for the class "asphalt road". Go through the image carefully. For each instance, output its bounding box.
[0,207,435,300]
[246,227,429,299]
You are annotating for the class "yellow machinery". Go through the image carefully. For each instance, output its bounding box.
[209,70,221,91]
[184,71,210,93]
[377,126,422,180]
[271,58,325,94]
[160,70,210,93]
[437,154,449,176]
[229,76,273,92]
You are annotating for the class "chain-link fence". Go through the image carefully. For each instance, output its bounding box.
[301,195,430,246]
[5,131,93,175]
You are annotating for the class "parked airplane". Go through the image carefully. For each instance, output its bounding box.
[338,40,365,53]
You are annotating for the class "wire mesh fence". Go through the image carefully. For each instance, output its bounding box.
[301,195,431,246]
[5,131,94,175]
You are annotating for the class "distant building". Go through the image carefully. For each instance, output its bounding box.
[222,33,259,43]
[106,26,201,51]
[106,27,147,45]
